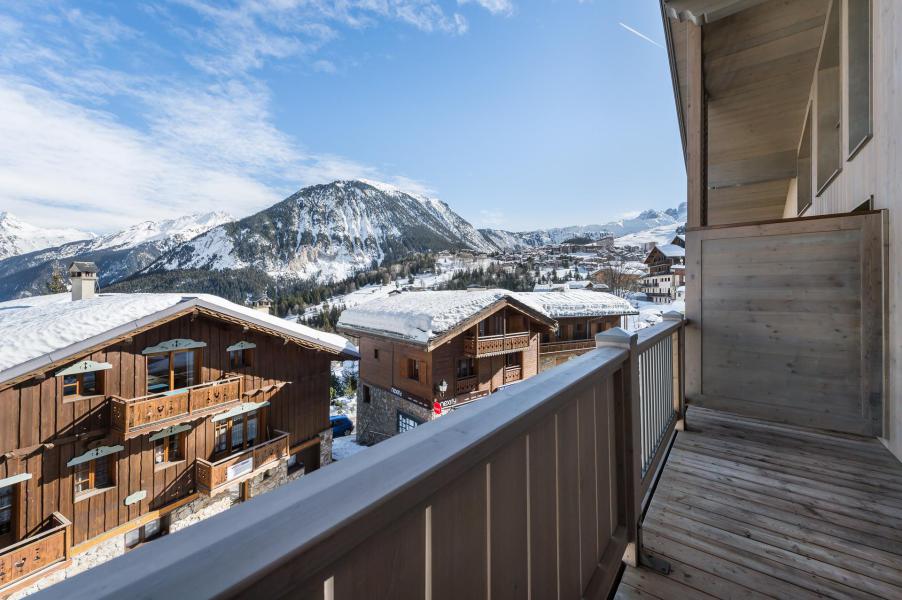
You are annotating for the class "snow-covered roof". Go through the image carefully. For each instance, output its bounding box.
[0,292,358,385]
[520,290,638,319]
[655,244,685,258]
[337,289,554,346]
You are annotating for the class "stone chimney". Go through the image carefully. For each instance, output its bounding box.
[251,294,273,314]
[68,261,98,301]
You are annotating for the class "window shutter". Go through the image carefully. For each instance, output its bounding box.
[418,360,427,383]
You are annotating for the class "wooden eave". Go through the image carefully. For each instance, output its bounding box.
[1,306,354,393]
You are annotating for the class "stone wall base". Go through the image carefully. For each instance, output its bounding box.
[356,385,433,445]
[319,427,333,467]
[8,461,290,599]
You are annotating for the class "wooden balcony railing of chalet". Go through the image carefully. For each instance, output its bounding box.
[109,376,243,439]
[503,365,522,385]
[540,338,596,354]
[463,331,530,357]
[455,375,478,396]
[195,430,290,496]
[0,512,71,592]
[47,317,685,600]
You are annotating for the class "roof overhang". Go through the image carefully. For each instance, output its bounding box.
[0,296,358,390]
[662,0,829,225]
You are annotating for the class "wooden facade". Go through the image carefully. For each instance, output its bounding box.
[352,303,550,442]
[0,309,339,592]
[539,316,622,372]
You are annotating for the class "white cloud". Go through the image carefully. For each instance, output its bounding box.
[457,0,514,17]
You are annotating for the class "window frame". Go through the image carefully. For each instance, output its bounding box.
[847,0,872,159]
[456,358,476,379]
[397,411,423,434]
[505,352,523,368]
[153,432,186,468]
[362,385,372,404]
[815,0,842,196]
[228,348,253,370]
[73,455,116,500]
[124,517,168,551]
[0,484,15,542]
[405,358,421,383]
[146,348,203,394]
[213,410,265,459]
[62,370,106,400]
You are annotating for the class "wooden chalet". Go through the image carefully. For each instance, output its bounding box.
[0,267,356,595]
[640,242,686,304]
[336,290,556,444]
[39,1,902,599]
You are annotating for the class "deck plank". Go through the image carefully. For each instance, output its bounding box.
[616,407,902,599]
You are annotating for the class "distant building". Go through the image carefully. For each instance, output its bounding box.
[640,243,686,303]
[337,290,556,444]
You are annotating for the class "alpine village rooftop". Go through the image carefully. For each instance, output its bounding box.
[2,0,900,598]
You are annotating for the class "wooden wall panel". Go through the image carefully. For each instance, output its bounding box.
[687,212,884,435]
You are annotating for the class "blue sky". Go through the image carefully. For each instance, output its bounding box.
[0,0,684,233]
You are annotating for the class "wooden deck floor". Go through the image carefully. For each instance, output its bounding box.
[616,406,902,600]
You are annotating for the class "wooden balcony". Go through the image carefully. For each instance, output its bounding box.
[109,377,242,439]
[195,430,290,496]
[0,513,71,593]
[455,375,478,396]
[463,331,530,357]
[502,365,522,384]
[540,338,596,355]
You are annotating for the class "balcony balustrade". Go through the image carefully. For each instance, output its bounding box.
[195,430,290,496]
[0,513,71,593]
[463,331,531,357]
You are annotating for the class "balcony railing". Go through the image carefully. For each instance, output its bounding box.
[540,338,596,354]
[503,364,522,384]
[109,377,242,439]
[195,430,290,496]
[46,317,685,600]
[455,375,478,395]
[0,513,71,592]
[463,331,530,357]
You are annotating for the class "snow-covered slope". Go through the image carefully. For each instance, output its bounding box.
[482,203,687,251]
[0,212,94,260]
[0,212,232,300]
[155,180,495,282]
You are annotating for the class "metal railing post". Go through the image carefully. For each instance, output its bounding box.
[663,311,686,431]
[596,327,641,567]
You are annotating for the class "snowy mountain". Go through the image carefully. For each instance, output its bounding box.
[153,180,495,282]
[481,203,687,251]
[0,212,232,299]
[0,212,94,260]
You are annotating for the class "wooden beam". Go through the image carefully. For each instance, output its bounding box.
[685,21,707,228]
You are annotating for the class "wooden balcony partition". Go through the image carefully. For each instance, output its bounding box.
[0,513,71,592]
[463,331,530,357]
[503,365,522,384]
[44,319,687,600]
[540,339,596,355]
[110,377,243,438]
[195,430,290,496]
[455,375,478,396]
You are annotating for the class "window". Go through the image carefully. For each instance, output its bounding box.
[229,348,252,369]
[848,0,871,156]
[397,411,422,433]
[816,1,841,194]
[62,370,105,398]
[406,358,421,383]
[373,348,379,360]
[457,358,476,379]
[124,517,168,551]
[362,385,372,404]
[0,485,12,536]
[74,456,114,497]
[505,352,522,368]
[214,411,262,458]
[797,106,813,214]
[154,433,184,465]
[147,349,200,394]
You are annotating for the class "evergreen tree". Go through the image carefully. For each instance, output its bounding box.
[46,263,68,294]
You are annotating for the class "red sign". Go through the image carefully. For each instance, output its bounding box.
[433,401,442,415]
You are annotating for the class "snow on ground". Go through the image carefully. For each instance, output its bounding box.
[614,222,682,248]
[332,434,367,461]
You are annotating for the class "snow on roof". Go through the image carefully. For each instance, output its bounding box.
[0,292,358,385]
[655,244,685,258]
[521,290,638,319]
[337,289,543,345]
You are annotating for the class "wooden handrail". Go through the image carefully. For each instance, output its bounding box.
[196,430,290,469]
[0,512,71,557]
[109,376,243,405]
